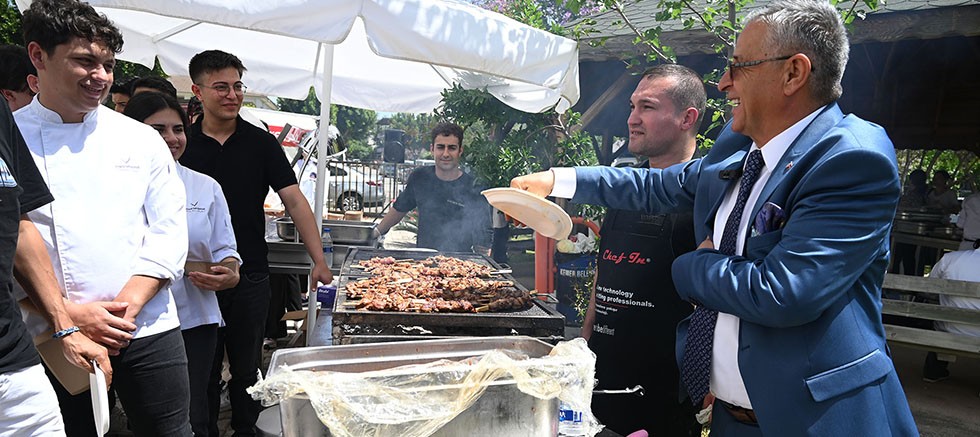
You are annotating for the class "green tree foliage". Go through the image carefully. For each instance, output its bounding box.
[384,112,440,157]
[1,1,23,45]
[445,0,600,192]
[278,87,320,115]
[344,140,374,161]
[278,87,377,154]
[333,105,377,149]
[563,0,883,138]
[897,149,980,193]
[114,59,167,85]
[0,3,166,102]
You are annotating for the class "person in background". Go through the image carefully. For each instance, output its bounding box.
[510,1,916,434]
[890,169,928,275]
[180,49,332,436]
[0,80,112,437]
[0,44,37,111]
[109,78,131,113]
[900,169,929,211]
[918,170,960,275]
[130,75,178,98]
[927,170,960,215]
[19,0,191,434]
[125,91,241,437]
[581,64,703,436]
[921,242,980,382]
[375,122,491,253]
[957,191,980,250]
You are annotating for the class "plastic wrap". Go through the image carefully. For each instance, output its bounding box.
[248,338,602,437]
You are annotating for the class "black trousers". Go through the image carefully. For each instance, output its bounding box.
[265,273,305,339]
[208,272,271,437]
[182,324,217,437]
[47,327,191,437]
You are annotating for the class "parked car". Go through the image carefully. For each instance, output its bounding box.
[380,162,419,182]
[297,161,386,212]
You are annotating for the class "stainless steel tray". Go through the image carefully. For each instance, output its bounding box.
[893,220,935,235]
[896,211,946,223]
[323,219,379,245]
[274,217,379,246]
[266,240,312,266]
[267,337,559,437]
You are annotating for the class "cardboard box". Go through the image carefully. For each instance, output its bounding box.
[281,308,319,332]
[184,260,238,274]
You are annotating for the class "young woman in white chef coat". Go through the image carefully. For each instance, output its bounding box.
[125,92,241,437]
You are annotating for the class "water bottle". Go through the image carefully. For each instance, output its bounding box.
[322,227,334,269]
[558,401,586,436]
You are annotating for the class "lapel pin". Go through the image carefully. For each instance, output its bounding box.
[785,161,794,171]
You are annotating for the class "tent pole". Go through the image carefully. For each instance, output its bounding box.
[309,42,335,346]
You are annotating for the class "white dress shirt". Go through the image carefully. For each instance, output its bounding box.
[173,164,240,329]
[15,100,187,339]
[707,108,821,407]
[930,249,980,338]
[957,194,980,250]
[551,107,823,408]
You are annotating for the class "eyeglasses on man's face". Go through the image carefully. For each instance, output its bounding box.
[197,82,247,96]
[726,55,794,79]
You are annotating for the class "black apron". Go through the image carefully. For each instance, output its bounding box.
[588,208,700,436]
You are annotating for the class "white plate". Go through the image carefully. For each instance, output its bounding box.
[90,361,109,435]
[482,188,573,240]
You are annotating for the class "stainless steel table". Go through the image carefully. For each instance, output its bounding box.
[891,232,961,251]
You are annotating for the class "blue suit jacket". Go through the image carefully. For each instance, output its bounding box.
[573,103,918,436]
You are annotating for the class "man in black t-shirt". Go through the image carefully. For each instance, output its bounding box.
[377,122,490,253]
[0,93,110,434]
[180,49,332,436]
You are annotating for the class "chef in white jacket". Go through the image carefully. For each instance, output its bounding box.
[125,90,242,436]
[15,1,192,434]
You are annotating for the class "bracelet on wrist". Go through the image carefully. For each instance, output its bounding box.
[52,326,81,339]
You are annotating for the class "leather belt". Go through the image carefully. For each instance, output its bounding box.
[718,400,758,425]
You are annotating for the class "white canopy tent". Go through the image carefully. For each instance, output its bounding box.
[18,0,580,114]
[17,0,580,341]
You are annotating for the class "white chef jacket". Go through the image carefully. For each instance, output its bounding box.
[174,164,240,329]
[15,99,187,339]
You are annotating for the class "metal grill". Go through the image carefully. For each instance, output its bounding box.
[332,248,565,344]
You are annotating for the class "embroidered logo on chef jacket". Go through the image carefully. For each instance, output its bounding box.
[186,200,206,213]
[0,157,16,188]
[114,153,140,171]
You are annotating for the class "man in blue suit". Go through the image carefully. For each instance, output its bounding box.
[512,1,918,435]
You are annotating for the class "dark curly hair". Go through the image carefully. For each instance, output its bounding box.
[22,0,123,55]
[430,122,464,145]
